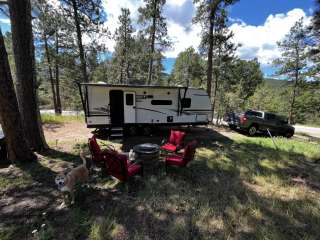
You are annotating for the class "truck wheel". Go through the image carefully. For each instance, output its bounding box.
[229,125,236,130]
[285,131,294,138]
[248,125,258,136]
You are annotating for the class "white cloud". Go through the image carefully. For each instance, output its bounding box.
[165,21,201,58]
[89,1,312,64]
[102,0,144,51]
[167,0,188,7]
[47,0,60,9]
[229,8,311,65]
[1,0,313,66]
[101,0,198,57]
[0,18,10,24]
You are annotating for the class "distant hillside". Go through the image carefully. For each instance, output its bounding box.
[264,78,290,88]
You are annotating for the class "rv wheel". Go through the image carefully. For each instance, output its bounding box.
[128,126,138,136]
[143,126,152,136]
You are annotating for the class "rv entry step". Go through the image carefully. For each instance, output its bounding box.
[109,126,124,139]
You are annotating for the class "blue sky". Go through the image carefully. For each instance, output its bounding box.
[164,0,314,77]
[0,0,316,77]
[229,0,314,25]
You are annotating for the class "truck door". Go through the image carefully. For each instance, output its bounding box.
[124,92,136,123]
[264,113,278,134]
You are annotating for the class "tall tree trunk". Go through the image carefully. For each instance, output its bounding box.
[288,47,300,124]
[120,59,124,84]
[207,0,221,97]
[0,29,36,163]
[123,21,128,84]
[147,2,157,85]
[71,0,88,83]
[43,33,58,113]
[211,45,221,121]
[207,7,214,98]
[55,32,62,115]
[8,0,48,151]
[289,70,299,124]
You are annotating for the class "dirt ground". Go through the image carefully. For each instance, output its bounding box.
[43,121,239,142]
[1,123,320,239]
[43,122,93,142]
[1,124,236,239]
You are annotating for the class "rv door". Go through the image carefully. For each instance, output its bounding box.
[124,92,136,123]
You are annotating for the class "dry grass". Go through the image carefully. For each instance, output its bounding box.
[1,127,320,239]
[41,114,84,124]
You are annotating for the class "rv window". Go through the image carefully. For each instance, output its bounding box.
[151,100,172,105]
[181,98,191,108]
[126,94,134,106]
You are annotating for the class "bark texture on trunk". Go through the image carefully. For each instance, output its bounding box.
[288,47,300,124]
[8,0,48,151]
[206,0,221,98]
[55,32,62,114]
[207,9,214,98]
[44,33,58,113]
[211,45,221,120]
[0,29,36,163]
[147,2,157,85]
[71,0,88,83]
[289,70,299,124]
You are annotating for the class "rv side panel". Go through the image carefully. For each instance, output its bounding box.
[86,86,110,127]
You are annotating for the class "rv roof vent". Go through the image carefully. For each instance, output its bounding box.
[97,81,107,84]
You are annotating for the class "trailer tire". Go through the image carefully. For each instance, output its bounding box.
[128,126,138,136]
[143,126,152,136]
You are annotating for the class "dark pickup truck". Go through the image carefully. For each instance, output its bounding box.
[225,110,295,138]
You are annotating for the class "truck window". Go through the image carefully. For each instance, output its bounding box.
[246,111,262,117]
[265,113,276,120]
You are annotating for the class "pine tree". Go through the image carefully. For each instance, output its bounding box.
[194,2,237,119]
[130,33,150,84]
[8,0,48,151]
[59,0,107,83]
[0,28,37,162]
[33,0,61,114]
[113,8,134,84]
[138,0,170,85]
[171,47,205,87]
[193,0,238,98]
[273,19,308,124]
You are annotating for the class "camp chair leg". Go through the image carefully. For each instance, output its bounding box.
[140,163,144,177]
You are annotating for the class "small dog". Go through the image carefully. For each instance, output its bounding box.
[55,151,89,205]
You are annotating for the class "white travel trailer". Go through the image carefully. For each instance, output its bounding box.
[78,83,212,135]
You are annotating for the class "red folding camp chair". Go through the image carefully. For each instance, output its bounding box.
[160,130,186,153]
[165,140,197,173]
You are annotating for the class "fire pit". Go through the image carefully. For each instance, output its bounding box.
[133,143,160,169]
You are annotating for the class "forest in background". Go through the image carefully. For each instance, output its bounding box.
[1,0,320,126]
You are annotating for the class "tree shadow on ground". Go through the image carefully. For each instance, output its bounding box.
[120,126,233,152]
[40,148,81,164]
[1,127,320,239]
[45,127,320,239]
